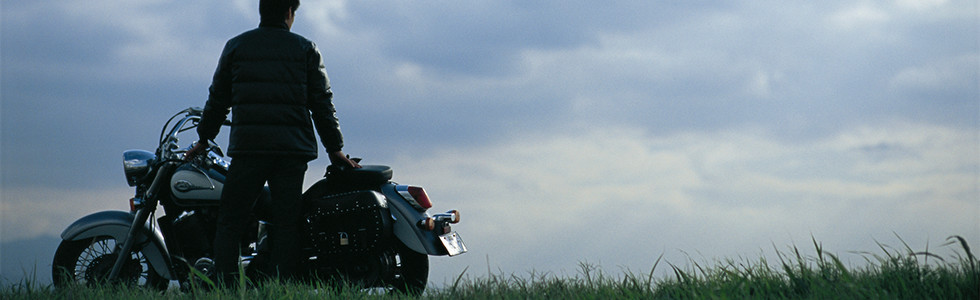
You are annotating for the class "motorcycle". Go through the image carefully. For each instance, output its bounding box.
[51,107,467,295]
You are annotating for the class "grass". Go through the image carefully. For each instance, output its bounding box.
[646,235,979,299]
[3,235,977,299]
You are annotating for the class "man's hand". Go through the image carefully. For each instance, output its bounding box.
[184,140,209,161]
[328,150,362,169]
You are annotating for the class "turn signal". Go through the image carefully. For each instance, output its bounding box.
[129,197,144,212]
[418,218,435,231]
[433,210,461,224]
[449,210,460,224]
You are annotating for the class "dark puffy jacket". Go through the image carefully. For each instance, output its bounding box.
[197,22,343,160]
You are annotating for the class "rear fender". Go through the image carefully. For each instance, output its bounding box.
[381,184,448,256]
[60,210,176,280]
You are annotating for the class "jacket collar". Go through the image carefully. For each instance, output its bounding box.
[258,20,289,30]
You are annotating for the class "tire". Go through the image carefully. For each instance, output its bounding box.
[390,241,429,296]
[52,236,165,289]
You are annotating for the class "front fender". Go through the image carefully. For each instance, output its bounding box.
[60,210,176,280]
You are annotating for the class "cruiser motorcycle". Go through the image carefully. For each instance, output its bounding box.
[51,107,466,295]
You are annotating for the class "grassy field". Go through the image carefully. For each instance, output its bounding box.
[3,236,977,299]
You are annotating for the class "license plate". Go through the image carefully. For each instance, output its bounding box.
[438,231,467,256]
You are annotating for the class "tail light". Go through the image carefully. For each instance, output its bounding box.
[397,185,433,210]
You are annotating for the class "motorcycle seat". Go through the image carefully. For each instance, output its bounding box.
[326,164,392,186]
[348,165,393,183]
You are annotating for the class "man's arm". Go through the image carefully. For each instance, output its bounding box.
[188,41,235,159]
[306,42,343,151]
[198,41,235,142]
[307,42,359,168]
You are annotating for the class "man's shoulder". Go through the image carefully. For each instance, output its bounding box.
[229,27,314,47]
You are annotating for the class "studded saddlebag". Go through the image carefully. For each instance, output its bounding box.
[305,190,392,255]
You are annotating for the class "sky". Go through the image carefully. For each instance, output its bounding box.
[2,0,978,288]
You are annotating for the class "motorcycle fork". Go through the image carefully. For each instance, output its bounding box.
[107,162,177,281]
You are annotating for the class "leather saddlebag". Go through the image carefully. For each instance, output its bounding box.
[305,190,392,255]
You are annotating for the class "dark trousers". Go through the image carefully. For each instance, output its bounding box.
[212,156,308,282]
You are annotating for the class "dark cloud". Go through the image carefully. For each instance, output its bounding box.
[3,1,976,190]
[336,2,733,77]
[0,1,241,189]
[322,0,977,150]
[2,12,126,69]
[1,6,128,188]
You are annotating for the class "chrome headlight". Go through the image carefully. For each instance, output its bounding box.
[123,150,156,186]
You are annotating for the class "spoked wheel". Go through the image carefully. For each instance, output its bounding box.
[52,235,165,289]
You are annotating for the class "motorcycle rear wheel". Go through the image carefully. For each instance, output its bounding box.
[52,235,166,289]
[390,241,428,296]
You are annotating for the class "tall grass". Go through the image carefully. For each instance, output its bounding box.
[3,235,977,299]
[645,236,978,299]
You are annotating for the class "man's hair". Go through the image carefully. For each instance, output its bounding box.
[259,0,300,22]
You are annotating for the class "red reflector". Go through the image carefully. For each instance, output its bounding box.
[408,186,433,209]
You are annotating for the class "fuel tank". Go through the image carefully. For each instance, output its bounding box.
[169,164,224,206]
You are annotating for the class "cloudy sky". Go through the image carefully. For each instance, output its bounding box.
[2,0,978,287]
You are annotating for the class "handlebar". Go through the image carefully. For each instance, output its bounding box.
[153,107,233,173]
[157,107,208,161]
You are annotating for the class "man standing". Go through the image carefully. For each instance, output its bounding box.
[187,0,360,283]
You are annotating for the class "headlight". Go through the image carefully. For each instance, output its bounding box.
[123,150,156,186]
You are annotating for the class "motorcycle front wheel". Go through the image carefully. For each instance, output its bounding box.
[52,235,166,289]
